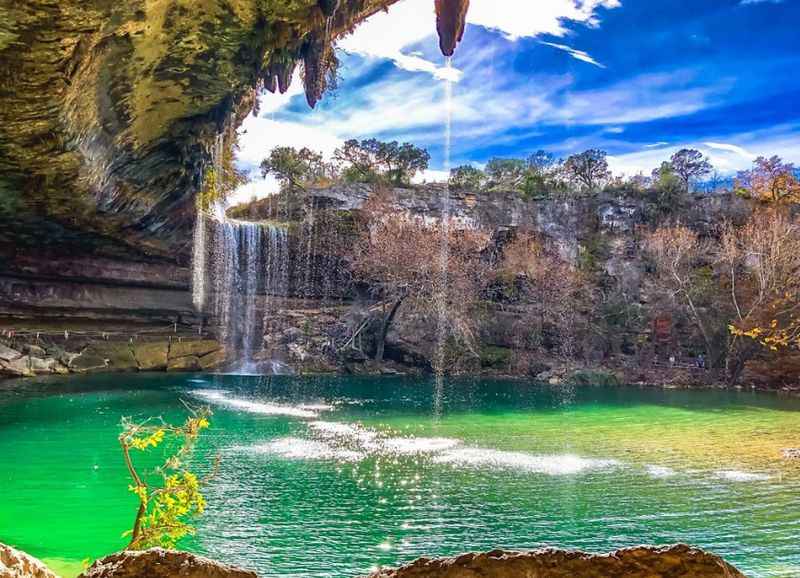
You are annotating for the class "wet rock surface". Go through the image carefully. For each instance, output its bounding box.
[0,542,57,578]
[0,0,401,256]
[78,548,257,578]
[0,337,227,379]
[365,545,745,578]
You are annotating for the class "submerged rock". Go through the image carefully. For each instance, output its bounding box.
[366,544,745,577]
[0,542,57,578]
[78,549,257,578]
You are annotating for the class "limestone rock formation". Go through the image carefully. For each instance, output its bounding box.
[435,0,470,57]
[0,0,402,258]
[366,545,744,577]
[78,548,257,578]
[0,542,57,578]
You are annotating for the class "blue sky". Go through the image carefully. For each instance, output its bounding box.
[235,0,800,201]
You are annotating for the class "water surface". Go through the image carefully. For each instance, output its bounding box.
[1,373,799,577]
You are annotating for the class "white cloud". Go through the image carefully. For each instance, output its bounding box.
[338,0,621,80]
[466,0,621,39]
[608,127,800,177]
[338,0,455,80]
[703,142,753,157]
[540,41,606,68]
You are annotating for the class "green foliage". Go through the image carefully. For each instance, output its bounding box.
[198,133,248,210]
[485,158,528,189]
[119,406,215,550]
[565,370,620,387]
[333,139,429,186]
[260,146,334,192]
[449,164,486,190]
[648,161,686,214]
[577,232,611,273]
[564,149,610,193]
[479,346,512,369]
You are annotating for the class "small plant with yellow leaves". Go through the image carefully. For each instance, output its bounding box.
[119,405,216,550]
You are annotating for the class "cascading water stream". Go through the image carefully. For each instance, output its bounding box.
[433,56,454,416]
[192,199,291,373]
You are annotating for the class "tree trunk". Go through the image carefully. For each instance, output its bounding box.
[375,298,404,362]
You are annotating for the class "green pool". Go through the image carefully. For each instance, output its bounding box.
[1,373,799,577]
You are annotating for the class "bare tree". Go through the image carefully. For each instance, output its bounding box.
[500,232,590,358]
[644,225,717,362]
[669,149,712,193]
[719,208,800,381]
[564,149,611,193]
[352,188,491,365]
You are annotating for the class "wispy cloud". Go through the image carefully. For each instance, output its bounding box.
[539,41,606,68]
[608,126,800,176]
[703,142,753,158]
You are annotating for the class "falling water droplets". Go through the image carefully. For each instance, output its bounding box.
[434,56,454,417]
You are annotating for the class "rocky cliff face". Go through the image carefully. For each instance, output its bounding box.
[0,0,403,258]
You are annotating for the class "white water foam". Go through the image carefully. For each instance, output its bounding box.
[299,403,336,412]
[251,437,363,462]
[309,421,462,455]
[645,465,677,478]
[382,437,462,454]
[433,448,619,476]
[192,389,320,419]
[715,470,772,482]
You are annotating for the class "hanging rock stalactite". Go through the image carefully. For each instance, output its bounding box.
[303,34,330,108]
[435,0,470,57]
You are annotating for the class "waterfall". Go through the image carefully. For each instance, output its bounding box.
[191,199,290,373]
[192,211,207,311]
[239,222,263,367]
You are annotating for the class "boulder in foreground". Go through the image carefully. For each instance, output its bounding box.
[365,544,744,578]
[78,549,257,578]
[0,542,57,578]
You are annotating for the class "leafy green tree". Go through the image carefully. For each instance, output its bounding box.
[120,406,216,550]
[198,134,248,211]
[485,157,528,189]
[669,148,712,193]
[449,164,486,190]
[334,139,429,185]
[260,146,334,192]
[564,149,610,193]
[650,161,686,210]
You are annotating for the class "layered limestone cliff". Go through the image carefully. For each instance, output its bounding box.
[0,0,395,257]
[0,0,473,257]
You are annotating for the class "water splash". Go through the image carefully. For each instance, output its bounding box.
[433,56,454,416]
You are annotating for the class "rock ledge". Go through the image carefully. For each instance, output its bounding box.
[78,548,257,578]
[365,544,744,577]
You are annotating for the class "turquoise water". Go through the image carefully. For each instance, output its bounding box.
[1,373,799,577]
